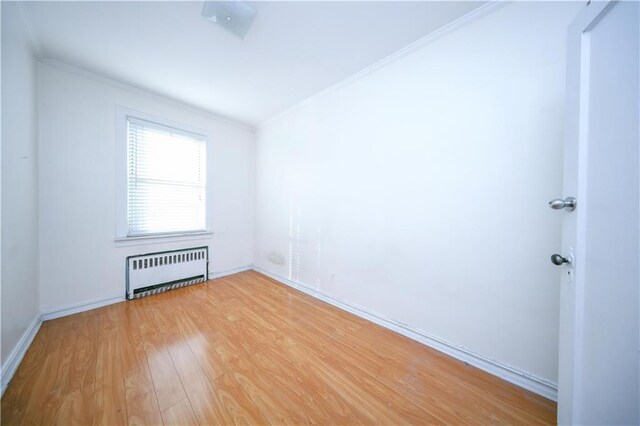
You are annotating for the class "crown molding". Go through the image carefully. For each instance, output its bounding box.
[258,0,510,128]
[16,1,44,58]
[39,58,254,131]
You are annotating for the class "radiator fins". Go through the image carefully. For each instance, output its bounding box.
[132,276,206,299]
[127,246,209,300]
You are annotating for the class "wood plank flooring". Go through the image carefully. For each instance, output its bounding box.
[1,271,556,425]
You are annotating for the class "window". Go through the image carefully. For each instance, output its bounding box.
[125,116,207,237]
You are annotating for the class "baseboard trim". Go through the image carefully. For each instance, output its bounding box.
[40,296,125,321]
[1,316,42,396]
[39,265,253,322]
[3,266,556,400]
[208,265,252,280]
[1,265,254,396]
[252,266,558,401]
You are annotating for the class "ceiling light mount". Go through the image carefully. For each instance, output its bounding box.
[201,1,257,39]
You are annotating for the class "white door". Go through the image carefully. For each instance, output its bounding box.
[557,1,639,424]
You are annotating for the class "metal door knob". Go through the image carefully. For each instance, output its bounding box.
[549,197,576,211]
[551,254,570,266]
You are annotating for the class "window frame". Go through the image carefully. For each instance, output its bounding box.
[115,106,213,246]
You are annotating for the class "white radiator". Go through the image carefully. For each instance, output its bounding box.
[126,246,208,299]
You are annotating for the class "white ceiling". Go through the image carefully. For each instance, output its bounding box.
[24,1,483,126]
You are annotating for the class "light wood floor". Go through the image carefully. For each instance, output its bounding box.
[1,271,556,425]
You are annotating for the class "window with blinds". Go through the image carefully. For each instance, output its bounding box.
[127,117,207,236]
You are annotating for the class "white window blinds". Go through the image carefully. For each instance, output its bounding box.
[127,117,207,236]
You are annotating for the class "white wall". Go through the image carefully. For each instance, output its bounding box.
[254,1,581,384]
[38,62,254,314]
[1,2,40,366]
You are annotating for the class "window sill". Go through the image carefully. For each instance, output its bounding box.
[115,231,213,248]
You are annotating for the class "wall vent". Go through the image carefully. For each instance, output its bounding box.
[126,246,208,299]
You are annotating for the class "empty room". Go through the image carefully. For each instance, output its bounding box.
[1,0,638,424]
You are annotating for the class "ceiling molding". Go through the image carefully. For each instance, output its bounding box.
[257,0,509,129]
[39,58,254,131]
[17,1,44,58]
[21,1,492,127]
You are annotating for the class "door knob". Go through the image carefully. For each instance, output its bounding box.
[551,254,570,266]
[548,196,576,211]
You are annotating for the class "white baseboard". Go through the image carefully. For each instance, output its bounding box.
[40,296,125,321]
[1,316,42,396]
[2,265,556,401]
[39,265,252,322]
[208,265,252,280]
[252,266,558,401]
